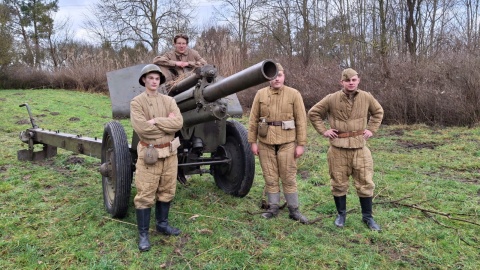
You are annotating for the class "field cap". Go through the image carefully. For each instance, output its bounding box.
[341,68,358,81]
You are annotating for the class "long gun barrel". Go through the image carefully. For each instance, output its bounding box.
[175,60,278,112]
[166,70,203,96]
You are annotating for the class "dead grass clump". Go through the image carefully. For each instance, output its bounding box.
[0,65,52,89]
[194,26,242,76]
[372,54,480,126]
[50,44,155,93]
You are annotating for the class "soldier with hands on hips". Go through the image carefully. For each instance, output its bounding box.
[308,68,383,231]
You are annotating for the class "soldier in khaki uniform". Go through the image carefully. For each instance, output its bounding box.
[130,64,184,251]
[248,63,308,224]
[308,68,383,231]
[153,33,207,82]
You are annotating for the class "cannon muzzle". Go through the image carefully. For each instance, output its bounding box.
[174,60,278,112]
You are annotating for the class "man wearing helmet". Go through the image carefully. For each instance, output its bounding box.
[130,64,184,251]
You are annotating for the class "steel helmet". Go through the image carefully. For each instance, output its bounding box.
[139,64,166,86]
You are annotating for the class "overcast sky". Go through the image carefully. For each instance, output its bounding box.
[56,0,220,42]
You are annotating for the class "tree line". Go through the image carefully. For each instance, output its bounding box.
[1,0,479,126]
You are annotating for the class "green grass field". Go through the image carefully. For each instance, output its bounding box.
[1,89,479,269]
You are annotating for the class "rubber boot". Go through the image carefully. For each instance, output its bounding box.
[285,192,309,224]
[261,192,280,219]
[333,195,347,228]
[155,201,181,236]
[359,197,381,231]
[136,208,151,252]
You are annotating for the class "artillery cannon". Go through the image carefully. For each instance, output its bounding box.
[17,60,278,218]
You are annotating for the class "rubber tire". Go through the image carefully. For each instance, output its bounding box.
[212,120,254,197]
[101,121,132,218]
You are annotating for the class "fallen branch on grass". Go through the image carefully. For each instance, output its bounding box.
[375,196,480,227]
[174,210,250,224]
[393,201,479,227]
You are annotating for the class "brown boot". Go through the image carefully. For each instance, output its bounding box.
[285,192,308,224]
[261,192,280,219]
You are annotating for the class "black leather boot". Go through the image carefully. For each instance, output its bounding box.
[261,192,280,219]
[333,195,347,228]
[359,197,381,231]
[136,208,151,252]
[155,201,181,236]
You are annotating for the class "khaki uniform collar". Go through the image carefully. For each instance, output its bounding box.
[269,85,284,94]
[342,88,358,99]
[146,91,159,97]
[175,49,189,57]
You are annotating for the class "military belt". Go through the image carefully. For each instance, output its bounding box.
[336,130,364,138]
[140,141,171,149]
[266,121,282,126]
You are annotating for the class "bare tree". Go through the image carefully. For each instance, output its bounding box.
[459,0,480,50]
[214,0,266,65]
[376,0,391,78]
[47,17,74,69]
[255,0,295,58]
[84,0,194,54]
[293,0,314,66]
[405,0,422,61]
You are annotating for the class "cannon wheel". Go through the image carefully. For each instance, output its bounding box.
[212,120,254,197]
[101,121,132,218]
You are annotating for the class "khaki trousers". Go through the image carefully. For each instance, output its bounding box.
[258,141,298,194]
[134,154,178,209]
[327,146,375,197]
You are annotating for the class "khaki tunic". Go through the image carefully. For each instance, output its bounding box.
[153,48,207,80]
[248,86,307,146]
[130,92,183,208]
[248,86,307,194]
[308,89,383,197]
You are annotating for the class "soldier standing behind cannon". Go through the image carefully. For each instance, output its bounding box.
[248,63,309,224]
[153,33,207,82]
[130,64,184,251]
[308,68,384,231]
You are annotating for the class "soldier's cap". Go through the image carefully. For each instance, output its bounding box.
[276,63,284,72]
[341,68,358,81]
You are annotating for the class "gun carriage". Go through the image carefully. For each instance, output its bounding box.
[17,60,278,218]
